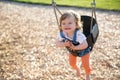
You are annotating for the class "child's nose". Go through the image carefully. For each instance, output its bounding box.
[64,24,70,27]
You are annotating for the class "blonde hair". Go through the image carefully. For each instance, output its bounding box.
[59,10,82,31]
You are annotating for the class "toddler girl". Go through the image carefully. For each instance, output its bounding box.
[56,10,91,80]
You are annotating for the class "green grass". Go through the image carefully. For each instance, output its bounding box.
[13,0,120,10]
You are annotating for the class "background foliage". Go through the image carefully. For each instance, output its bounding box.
[13,0,120,10]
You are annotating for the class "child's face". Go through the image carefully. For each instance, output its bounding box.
[61,16,76,34]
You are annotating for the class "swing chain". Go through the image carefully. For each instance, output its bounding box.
[52,0,56,7]
[91,0,97,21]
[91,0,96,7]
[52,0,62,15]
[52,0,62,28]
[90,0,97,32]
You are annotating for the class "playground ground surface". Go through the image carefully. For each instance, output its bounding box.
[0,1,120,80]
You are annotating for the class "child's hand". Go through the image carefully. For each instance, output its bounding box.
[69,42,75,50]
[64,40,71,47]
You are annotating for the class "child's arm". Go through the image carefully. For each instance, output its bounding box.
[70,40,88,50]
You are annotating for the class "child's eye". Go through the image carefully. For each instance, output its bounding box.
[62,23,65,25]
[69,22,72,24]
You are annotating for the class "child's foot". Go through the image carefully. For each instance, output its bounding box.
[86,75,90,80]
[76,68,81,77]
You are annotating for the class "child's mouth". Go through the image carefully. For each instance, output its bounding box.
[64,28,71,30]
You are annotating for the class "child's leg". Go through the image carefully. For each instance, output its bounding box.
[69,53,77,69]
[69,53,80,76]
[81,53,91,79]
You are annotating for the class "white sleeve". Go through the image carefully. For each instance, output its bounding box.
[58,33,64,41]
[76,30,86,44]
